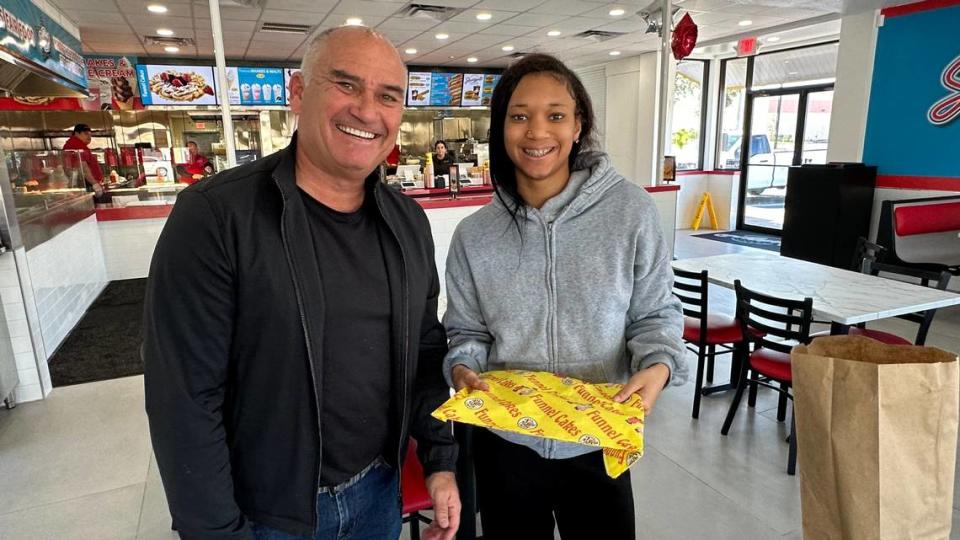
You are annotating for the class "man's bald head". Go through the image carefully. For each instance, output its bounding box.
[299,26,405,87]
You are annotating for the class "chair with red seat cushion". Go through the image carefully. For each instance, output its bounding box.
[402,438,433,540]
[721,280,814,476]
[673,268,746,419]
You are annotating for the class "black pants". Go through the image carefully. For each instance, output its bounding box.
[473,428,635,540]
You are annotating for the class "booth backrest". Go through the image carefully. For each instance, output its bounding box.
[894,201,960,236]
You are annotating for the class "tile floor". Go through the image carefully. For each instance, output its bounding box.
[1,230,959,540]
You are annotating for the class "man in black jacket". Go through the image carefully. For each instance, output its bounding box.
[144,26,460,540]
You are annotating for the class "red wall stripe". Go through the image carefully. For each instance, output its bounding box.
[876,174,960,191]
[881,0,960,18]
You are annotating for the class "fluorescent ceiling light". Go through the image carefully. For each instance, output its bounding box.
[547,30,561,37]
[609,50,621,56]
[405,48,417,54]
[467,57,478,63]
[476,12,492,21]
[501,45,514,52]
[435,33,449,40]
[609,8,625,16]
[147,4,167,14]
[156,28,174,36]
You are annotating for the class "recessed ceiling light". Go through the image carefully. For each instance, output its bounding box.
[435,32,449,40]
[467,57,478,63]
[738,20,753,26]
[156,28,174,36]
[405,48,417,54]
[766,36,781,42]
[147,4,167,13]
[609,8,625,16]
[788,71,798,75]
[448,55,456,59]
[501,45,514,52]
[784,60,791,64]
[609,50,621,56]
[547,30,561,37]
[164,46,179,53]
[476,12,492,21]
[345,17,363,26]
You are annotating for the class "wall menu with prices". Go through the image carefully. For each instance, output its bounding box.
[406,71,500,107]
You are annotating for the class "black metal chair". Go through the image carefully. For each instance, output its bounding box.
[673,268,745,418]
[722,280,814,475]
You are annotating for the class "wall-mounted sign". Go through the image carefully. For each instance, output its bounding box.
[928,54,960,126]
[216,66,285,106]
[136,64,217,106]
[86,55,143,110]
[0,0,86,90]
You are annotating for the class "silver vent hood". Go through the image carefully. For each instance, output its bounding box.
[0,47,88,98]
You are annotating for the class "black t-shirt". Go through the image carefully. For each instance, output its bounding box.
[299,188,393,487]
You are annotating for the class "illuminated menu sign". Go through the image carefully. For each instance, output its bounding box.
[136,64,217,106]
[217,67,285,106]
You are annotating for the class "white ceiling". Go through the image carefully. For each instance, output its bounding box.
[51,0,917,68]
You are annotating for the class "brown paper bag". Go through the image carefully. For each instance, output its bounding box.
[792,335,959,540]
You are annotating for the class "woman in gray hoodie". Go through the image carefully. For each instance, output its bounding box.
[442,54,686,539]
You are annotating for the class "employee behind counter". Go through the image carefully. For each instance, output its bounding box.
[62,124,105,197]
[433,140,456,172]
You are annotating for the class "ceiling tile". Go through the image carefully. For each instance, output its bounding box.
[69,11,129,25]
[117,0,194,17]
[51,0,120,11]
[549,16,612,34]
[474,23,538,37]
[218,6,263,21]
[503,12,570,27]
[261,9,328,25]
[323,13,388,27]
[220,20,257,32]
[378,28,422,42]
[470,0,546,12]
[377,17,439,32]
[449,9,516,23]
[430,20,490,34]
[125,15,194,27]
[331,0,405,17]
[529,0,598,16]
[262,0,339,10]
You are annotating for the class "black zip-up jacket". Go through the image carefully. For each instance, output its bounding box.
[143,135,457,539]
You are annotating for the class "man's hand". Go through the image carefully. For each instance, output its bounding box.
[93,182,104,197]
[612,363,671,413]
[451,365,489,392]
[423,471,460,540]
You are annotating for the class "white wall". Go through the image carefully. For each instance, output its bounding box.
[99,218,166,281]
[827,9,881,163]
[26,216,108,362]
[675,173,740,230]
[603,53,661,185]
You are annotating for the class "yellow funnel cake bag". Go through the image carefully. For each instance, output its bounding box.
[432,370,644,478]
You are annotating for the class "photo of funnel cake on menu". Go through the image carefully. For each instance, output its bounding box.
[136,64,218,106]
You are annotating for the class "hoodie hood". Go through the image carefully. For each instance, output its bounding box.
[491,151,625,223]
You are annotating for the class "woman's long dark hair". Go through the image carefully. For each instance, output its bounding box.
[489,53,597,226]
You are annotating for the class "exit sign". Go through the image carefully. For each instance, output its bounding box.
[195,122,206,129]
[737,37,758,57]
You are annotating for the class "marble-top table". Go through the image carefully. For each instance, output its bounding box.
[672,251,960,327]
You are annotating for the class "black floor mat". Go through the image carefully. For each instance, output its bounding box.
[48,279,147,387]
[693,230,782,252]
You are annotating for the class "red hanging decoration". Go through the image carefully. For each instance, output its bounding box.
[672,13,698,61]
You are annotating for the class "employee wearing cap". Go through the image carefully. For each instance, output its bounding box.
[63,124,104,196]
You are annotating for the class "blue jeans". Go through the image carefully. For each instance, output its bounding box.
[251,461,402,540]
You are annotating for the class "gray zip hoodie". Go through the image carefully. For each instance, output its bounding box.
[442,151,686,460]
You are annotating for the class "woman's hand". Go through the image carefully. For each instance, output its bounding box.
[612,364,671,413]
[451,365,489,392]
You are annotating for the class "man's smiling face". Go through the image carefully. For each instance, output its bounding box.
[289,29,406,180]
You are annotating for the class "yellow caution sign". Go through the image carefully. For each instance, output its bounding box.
[691,192,720,230]
[432,370,645,478]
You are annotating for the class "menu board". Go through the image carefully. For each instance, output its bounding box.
[407,72,432,106]
[461,73,485,107]
[86,56,143,110]
[136,64,217,106]
[430,73,462,107]
[284,68,300,105]
[217,67,285,106]
[481,74,501,106]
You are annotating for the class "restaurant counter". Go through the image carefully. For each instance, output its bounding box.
[94,183,679,283]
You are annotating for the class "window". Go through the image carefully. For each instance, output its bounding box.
[668,59,708,171]
[716,58,747,169]
[715,42,839,170]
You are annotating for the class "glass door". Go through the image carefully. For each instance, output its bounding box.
[740,92,799,231]
[737,86,834,233]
